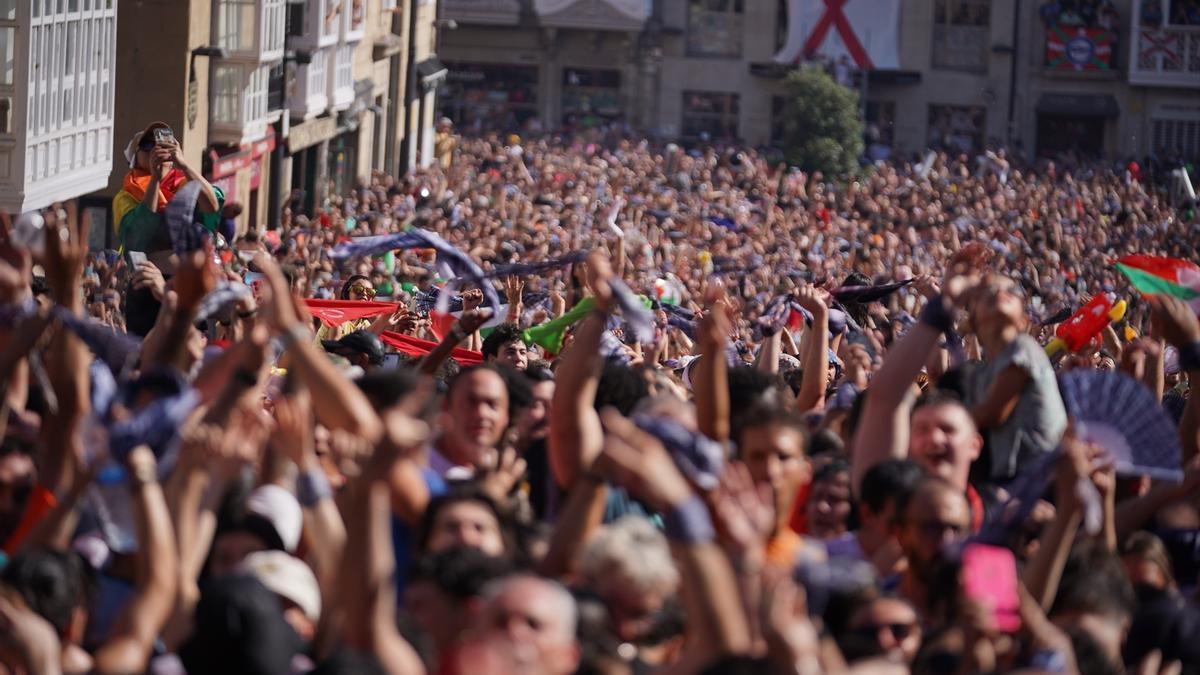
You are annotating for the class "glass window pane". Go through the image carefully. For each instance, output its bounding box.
[0,27,13,85]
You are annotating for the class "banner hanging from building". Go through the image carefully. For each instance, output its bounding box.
[1045,26,1114,71]
[773,0,901,70]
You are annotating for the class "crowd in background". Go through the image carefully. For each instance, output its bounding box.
[0,121,1199,674]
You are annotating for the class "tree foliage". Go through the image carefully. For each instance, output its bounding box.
[780,67,864,176]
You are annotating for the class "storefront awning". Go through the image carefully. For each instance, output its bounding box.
[534,0,649,31]
[1036,93,1120,117]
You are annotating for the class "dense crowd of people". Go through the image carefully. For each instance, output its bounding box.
[0,119,1199,675]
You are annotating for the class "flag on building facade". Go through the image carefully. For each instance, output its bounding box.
[1045,26,1113,71]
[773,0,901,69]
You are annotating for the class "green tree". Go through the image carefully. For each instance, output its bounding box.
[780,66,864,176]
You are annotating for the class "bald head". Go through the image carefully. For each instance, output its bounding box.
[480,574,580,675]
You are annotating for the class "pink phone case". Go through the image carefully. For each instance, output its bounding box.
[961,543,1021,633]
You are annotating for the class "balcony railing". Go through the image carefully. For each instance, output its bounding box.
[1129,0,1200,87]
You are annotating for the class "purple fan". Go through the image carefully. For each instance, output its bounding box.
[1058,369,1183,481]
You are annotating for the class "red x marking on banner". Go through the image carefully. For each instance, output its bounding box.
[802,0,873,69]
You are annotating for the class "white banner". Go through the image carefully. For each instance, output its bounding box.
[774,0,901,70]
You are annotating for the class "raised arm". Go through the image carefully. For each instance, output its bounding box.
[417,309,490,376]
[547,252,614,490]
[39,205,92,496]
[93,446,179,675]
[256,253,382,442]
[694,294,733,443]
[596,409,751,666]
[322,410,428,673]
[851,267,980,496]
[1147,295,1200,462]
[794,287,830,413]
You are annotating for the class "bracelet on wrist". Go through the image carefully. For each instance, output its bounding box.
[279,323,309,348]
[297,468,333,507]
[919,295,954,333]
[662,494,715,544]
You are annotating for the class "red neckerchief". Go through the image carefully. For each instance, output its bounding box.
[966,482,985,534]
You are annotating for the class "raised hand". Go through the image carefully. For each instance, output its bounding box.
[42,202,90,308]
[173,243,219,314]
[132,261,166,301]
[793,284,828,316]
[711,461,774,561]
[461,288,484,312]
[585,250,615,313]
[456,307,493,336]
[594,407,692,511]
[477,445,528,504]
[0,212,31,304]
[1148,295,1200,349]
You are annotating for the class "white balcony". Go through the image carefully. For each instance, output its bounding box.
[1130,0,1200,88]
[214,0,287,65]
[210,63,271,145]
[290,46,330,119]
[0,0,117,213]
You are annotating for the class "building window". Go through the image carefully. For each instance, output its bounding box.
[682,91,739,140]
[308,48,328,97]
[770,95,786,145]
[687,0,743,58]
[335,44,352,92]
[212,65,241,125]
[322,0,341,41]
[216,0,257,53]
[0,25,13,86]
[1153,118,1200,156]
[928,104,985,153]
[262,0,285,54]
[246,65,268,123]
[932,0,990,72]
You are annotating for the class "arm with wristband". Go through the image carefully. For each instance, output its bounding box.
[595,409,751,667]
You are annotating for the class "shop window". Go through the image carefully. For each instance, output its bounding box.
[682,91,739,140]
[932,0,990,72]
[687,0,743,58]
[442,61,539,132]
[561,68,621,129]
[927,104,985,153]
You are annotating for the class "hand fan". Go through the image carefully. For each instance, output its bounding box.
[1058,369,1183,481]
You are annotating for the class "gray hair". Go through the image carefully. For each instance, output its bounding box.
[580,516,680,597]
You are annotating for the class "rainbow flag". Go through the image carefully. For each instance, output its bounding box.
[1115,255,1200,312]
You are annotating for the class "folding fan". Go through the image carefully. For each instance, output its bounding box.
[1058,369,1183,481]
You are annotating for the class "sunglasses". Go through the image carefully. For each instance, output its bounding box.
[855,622,917,641]
[349,283,376,299]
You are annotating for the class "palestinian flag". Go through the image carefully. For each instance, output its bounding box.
[1116,255,1200,312]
